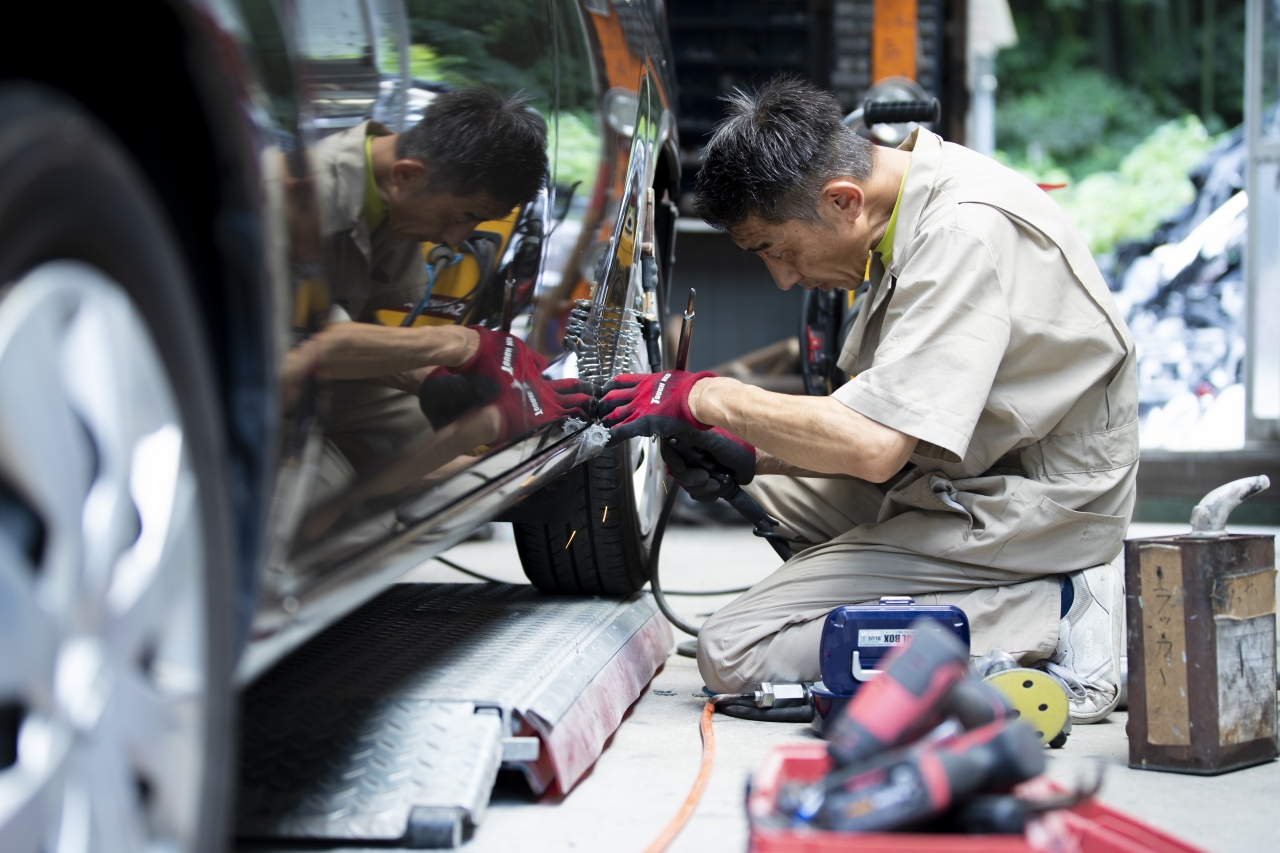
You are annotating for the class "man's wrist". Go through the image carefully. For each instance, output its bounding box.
[687,375,736,427]
[443,326,481,367]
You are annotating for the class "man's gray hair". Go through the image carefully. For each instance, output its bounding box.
[693,75,874,231]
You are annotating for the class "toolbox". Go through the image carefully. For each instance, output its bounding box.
[811,598,969,734]
[746,743,1208,853]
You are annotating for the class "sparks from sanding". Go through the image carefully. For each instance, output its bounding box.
[565,529,577,549]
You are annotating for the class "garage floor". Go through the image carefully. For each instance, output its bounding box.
[246,523,1280,853]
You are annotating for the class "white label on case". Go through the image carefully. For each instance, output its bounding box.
[858,629,914,647]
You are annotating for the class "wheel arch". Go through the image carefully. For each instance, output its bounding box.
[0,1,275,642]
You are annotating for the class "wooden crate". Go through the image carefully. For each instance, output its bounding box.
[1125,534,1278,774]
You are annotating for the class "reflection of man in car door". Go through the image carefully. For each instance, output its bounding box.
[287,88,586,502]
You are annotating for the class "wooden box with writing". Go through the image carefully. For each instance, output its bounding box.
[1125,534,1278,774]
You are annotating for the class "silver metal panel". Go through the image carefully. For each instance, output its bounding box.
[523,594,658,727]
[238,700,501,840]
[236,583,658,843]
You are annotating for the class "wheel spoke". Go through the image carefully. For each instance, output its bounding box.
[0,270,95,612]
[0,714,73,853]
[77,731,145,853]
[0,764,58,853]
[105,429,199,659]
[0,540,56,700]
[114,665,202,843]
[60,277,179,602]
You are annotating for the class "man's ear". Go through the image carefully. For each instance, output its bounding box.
[822,179,865,224]
[391,158,428,192]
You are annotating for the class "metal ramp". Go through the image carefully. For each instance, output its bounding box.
[236,583,672,848]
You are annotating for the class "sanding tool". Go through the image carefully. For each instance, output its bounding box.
[975,649,1071,748]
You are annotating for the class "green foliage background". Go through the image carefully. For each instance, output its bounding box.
[994,0,1244,254]
[403,0,601,190]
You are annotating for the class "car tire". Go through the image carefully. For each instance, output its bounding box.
[0,85,236,853]
[513,205,671,596]
[513,437,659,595]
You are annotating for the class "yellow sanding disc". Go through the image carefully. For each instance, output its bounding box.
[984,668,1070,745]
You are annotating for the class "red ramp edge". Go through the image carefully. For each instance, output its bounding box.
[523,611,674,792]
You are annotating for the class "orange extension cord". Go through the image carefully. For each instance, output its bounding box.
[642,701,717,853]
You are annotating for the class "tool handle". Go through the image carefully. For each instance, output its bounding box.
[943,680,1013,730]
[674,287,696,371]
[723,486,792,561]
[500,271,515,333]
[862,98,941,126]
[814,722,1044,833]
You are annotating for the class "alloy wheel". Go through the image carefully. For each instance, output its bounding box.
[0,262,208,853]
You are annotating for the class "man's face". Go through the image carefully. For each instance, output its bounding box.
[729,180,873,291]
[387,159,512,248]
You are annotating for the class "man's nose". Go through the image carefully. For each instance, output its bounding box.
[762,257,801,291]
[441,222,475,250]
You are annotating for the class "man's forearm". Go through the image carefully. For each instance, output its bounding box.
[754,450,855,479]
[688,376,916,482]
[315,323,479,380]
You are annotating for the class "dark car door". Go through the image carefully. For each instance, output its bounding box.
[242,0,617,675]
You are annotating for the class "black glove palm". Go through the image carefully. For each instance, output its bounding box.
[659,428,756,503]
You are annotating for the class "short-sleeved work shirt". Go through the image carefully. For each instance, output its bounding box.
[831,128,1139,572]
[314,121,426,321]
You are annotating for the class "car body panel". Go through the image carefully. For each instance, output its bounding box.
[152,0,681,681]
[0,0,676,682]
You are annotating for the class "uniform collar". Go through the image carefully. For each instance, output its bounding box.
[882,127,941,279]
[325,120,393,258]
[872,162,908,266]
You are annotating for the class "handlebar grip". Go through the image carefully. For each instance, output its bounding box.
[862,98,941,126]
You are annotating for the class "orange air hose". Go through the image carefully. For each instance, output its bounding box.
[642,701,717,853]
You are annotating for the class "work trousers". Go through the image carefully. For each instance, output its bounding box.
[695,475,1063,693]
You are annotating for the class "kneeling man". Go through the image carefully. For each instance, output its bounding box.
[601,76,1136,724]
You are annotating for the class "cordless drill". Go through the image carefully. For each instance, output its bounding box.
[805,719,1046,833]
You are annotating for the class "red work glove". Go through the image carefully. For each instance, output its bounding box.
[599,370,716,443]
[419,326,591,443]
[660,428,757,502]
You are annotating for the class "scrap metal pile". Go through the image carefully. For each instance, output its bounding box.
[1104,127,1249,450]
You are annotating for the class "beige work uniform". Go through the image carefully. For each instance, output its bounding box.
[697,128,1139,692]
[313,122,432,498]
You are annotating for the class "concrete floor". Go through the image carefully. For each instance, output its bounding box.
[252,523,1280,852]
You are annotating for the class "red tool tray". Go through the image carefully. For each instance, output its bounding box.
[747,744,1207,853]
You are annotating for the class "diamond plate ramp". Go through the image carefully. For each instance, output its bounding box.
[237,583,671,847]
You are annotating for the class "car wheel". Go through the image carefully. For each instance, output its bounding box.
[0,86,235,853]
[513,230,669,596]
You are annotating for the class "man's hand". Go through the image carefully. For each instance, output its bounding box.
[600,369,717,442]
[419,326,592,443]
[660,427,756,502]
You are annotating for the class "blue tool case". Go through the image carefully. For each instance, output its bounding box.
[818,597,970,696]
